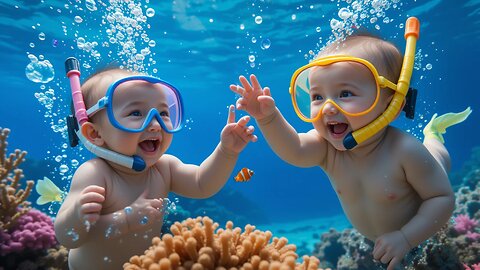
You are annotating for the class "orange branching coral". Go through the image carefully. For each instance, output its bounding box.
[0,127,34,230]
[124,216,322,270]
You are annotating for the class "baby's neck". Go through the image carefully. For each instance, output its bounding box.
[347,127,390,158]
[104,159,152,178]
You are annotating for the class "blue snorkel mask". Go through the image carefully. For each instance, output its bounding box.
[65,57,184,171]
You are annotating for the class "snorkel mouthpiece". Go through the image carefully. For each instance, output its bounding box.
[343,17,420,149]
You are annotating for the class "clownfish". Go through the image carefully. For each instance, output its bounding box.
[234,168,254,182]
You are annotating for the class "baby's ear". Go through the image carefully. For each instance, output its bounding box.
[81,122,104,146]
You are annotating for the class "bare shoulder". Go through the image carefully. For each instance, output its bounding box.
[387,127,437,168]
[387,127,423,153]
[154,153,180,176]
[156,154,181,170]
[303,128,325,142]
[70,158,110,191]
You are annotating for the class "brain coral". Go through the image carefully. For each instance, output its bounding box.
[124,216,323,270]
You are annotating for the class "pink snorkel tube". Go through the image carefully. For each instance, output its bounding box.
[65,57,146,171]
[65,58,88,126]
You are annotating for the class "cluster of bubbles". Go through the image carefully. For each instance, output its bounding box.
[241,2,274,70]
[331,0,401,38]
[101,0,155,71]
[63,0,158,72]
[306,0,402,60]
[25,54,55,83]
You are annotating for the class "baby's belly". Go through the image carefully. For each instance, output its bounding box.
[69,226,161,270]
[341,195,421,240]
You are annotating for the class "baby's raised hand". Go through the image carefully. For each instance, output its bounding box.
[373,230,411,270]
[77,185,105,225]
[220,105,257,154]
[230,74,275,121]
[123,188,164,232]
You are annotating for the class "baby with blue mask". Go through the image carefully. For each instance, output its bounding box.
[54,67,257,270]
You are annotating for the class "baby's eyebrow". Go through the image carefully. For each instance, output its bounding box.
[158,102,170,110]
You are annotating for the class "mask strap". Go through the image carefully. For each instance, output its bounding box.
[402,87,417,119]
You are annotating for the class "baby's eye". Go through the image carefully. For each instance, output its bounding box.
[160,111,170,117]
[339,90,354,98]
[128,110,142,117]
[311,94,324,101]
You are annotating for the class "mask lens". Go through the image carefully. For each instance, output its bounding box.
[293,68,314,119]
[110,79,182,132]
[293,61,379,119]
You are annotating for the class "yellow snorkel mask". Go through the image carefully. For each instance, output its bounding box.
[289,17,420,149]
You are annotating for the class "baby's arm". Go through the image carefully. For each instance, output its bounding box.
[54,160,106,248]
[400,139,455,245]
[231,74,327,167]
[168,105,256,198]
[374,137,455,269]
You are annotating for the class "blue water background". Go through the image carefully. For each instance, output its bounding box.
[0,0,479,226]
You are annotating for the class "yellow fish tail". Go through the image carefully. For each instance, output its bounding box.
[423,107,472,144]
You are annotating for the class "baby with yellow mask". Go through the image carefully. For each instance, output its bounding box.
[230,17,471,270]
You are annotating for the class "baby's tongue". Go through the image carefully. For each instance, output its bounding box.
[139,140,155,152]
[333,123,348,134]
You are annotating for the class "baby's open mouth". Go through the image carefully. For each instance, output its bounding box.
[139,139,160,153]
[328,122,348,136]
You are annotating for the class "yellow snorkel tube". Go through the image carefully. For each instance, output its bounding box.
[343,17,420,149]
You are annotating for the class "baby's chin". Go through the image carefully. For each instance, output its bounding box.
[328,140,348,151]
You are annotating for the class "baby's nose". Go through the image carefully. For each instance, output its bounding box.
[147,118,162,132]
[322,101,339,116]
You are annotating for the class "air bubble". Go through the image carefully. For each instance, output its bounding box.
[254,16,262,24]
[261,39,271,49]
[146,8,155,17]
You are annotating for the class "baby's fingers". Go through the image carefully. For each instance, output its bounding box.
[249,74,263,90]
[236,115,251,127]
[83,213,100,224]
[387,257,401,270]
[372,243,384,260]
[150,198,163,210]
[230,84,245,96]
[81,185,105,196]
[239,75,254,92]
[80,191,105,205]
[81,202,102,214]
[236,98,248,111]
[227,105,236,124]
[245,126,258,142]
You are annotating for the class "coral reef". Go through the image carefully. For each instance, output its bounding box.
[124,216,324,270]
[0,208,57,255]
[312,228,383,270]
[0,127,68,269]
[454,214,479,235]
[0,128,34,230]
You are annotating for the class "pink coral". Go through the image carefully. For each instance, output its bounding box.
[454,214,478,234]
[464,263,480,270]
[465,231,480,240]
[0,208,57,255]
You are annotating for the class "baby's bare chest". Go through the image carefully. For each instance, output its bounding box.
[328,156,410,204]
[102,169,169,214]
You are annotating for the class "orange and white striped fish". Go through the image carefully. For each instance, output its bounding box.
[234,168,254,182]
